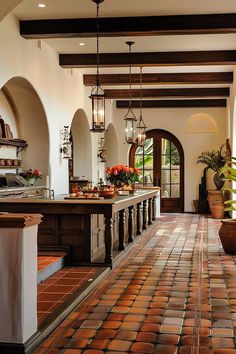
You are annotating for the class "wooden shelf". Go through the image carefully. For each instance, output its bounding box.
[0,138,28,149]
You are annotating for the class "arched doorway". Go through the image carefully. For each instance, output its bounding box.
[129,129,184,212]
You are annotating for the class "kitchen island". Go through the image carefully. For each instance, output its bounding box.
[0,189,160,267]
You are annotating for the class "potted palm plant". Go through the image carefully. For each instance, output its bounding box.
[218,158,236,254]
[197,144,228,216]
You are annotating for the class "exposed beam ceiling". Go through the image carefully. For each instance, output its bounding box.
[83,72,233,86]
[105,88,229,99]
[60,51,236,68]
[116,99,227,108]
[20,13,236,39]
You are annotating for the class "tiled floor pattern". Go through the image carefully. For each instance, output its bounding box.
[38,267,97,325]
[36,214,236,353]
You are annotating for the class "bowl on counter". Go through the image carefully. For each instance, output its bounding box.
[99,190,116,199]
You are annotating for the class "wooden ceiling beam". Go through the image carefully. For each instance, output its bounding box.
[83,72,233,86]
[20,13,236,39]
[59,50,236,68]
[116,99,227,108]
[104,87,229,99]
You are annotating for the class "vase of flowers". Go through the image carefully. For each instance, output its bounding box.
[106,164,140,188]
[20,168,42,185]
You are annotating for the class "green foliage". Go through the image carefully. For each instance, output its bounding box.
[197,144,226,172]
[220,157,236,211]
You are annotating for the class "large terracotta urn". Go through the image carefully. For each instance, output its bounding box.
[219,219,236,254]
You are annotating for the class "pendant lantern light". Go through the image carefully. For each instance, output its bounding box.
[136,66,147,146]
[90,0,105,132]
[124,41,137,144]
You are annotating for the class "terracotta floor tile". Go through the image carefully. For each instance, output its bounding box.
[130,342,154,353]
[157,334,180,345]
[135,331,157,342]
[101,321,122,329]
[115,330,137,341]
[95,329,116,339]
[87,338,110,350]
[108,339,132,351]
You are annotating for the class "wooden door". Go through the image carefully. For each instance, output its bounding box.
[129,129,184,213]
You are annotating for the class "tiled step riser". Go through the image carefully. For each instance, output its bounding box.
[37,256,65,284]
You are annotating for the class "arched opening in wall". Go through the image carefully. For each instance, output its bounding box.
[104,123,119,168]
[129,129,184,213]
[186,113,217,133]
[1,77,49,185]
[70,109,92,182]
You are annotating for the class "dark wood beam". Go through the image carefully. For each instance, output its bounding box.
[116,99,227,108]
[60,51,236,68]
[104,88,229,99]
[83,72,233,86]
[20,13,236,39]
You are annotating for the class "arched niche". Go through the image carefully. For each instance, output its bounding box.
[186,113,217,133]
[105,123,119,167]
[71,109,92,179]
[1,77,49,183]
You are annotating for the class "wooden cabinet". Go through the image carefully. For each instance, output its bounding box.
[0,138,27,168]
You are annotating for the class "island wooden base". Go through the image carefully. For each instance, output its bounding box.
[0,190,159,267]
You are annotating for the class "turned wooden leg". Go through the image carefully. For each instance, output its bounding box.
[136,202,142,235]
[104,217,113,266]
[148,198,153,225]
[128,206,134,242]
[152,196,157,221]
[118,209,126,250]
[142,200,148,230]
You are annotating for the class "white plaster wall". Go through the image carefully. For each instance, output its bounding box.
[114,105,227,212]
[0,14,112,193]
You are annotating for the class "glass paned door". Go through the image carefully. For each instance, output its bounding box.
[130,129,184,212]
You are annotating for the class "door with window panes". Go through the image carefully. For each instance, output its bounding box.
[129,129,184,212]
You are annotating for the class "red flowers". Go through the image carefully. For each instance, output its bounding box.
[106,164,140,186]
[23,168,43,180]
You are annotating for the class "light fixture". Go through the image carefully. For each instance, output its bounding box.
[90,0,105,133]
[38,3,46,8]
[79,42,85,46]
[60,126,72,159]
[124,41,137,144]
[136,66,147,146]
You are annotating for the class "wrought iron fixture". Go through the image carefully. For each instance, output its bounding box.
[124,41,137,144]
[60,126,72,159]
[90,0,105,132]
[136,66,147,146]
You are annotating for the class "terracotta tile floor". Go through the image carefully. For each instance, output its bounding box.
[36,214,236,353]
[38,267,97,325]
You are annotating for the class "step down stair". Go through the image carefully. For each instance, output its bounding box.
[37,252,67,284]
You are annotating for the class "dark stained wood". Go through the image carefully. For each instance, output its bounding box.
[128,206,134,242]
[105,87,229,99]
[116,99,227,108]
[118,209,126,250]
[20,13,236,39]
[136,202,142,235]
[59,51,236,68]
[142,200,148,230]
[148,199,153,225]
[83,72,233,86]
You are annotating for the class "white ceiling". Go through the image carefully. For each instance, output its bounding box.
[11,0,236,88]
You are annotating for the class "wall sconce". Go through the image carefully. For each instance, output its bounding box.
[60,126,72,159]
[97,137,107,162]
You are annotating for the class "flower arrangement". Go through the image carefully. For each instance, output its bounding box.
[21,168,43,181]
[106,164,140,187]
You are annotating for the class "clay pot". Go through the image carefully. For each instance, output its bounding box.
[211,204,225,219]
[219,219,236,254]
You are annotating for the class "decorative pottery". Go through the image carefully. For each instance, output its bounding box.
[211,204,225,219]
[213,172,224,190]
[207,190,224,212]
[219,219,236,254]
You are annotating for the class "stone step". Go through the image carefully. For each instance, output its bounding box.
[37,252,67,284]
